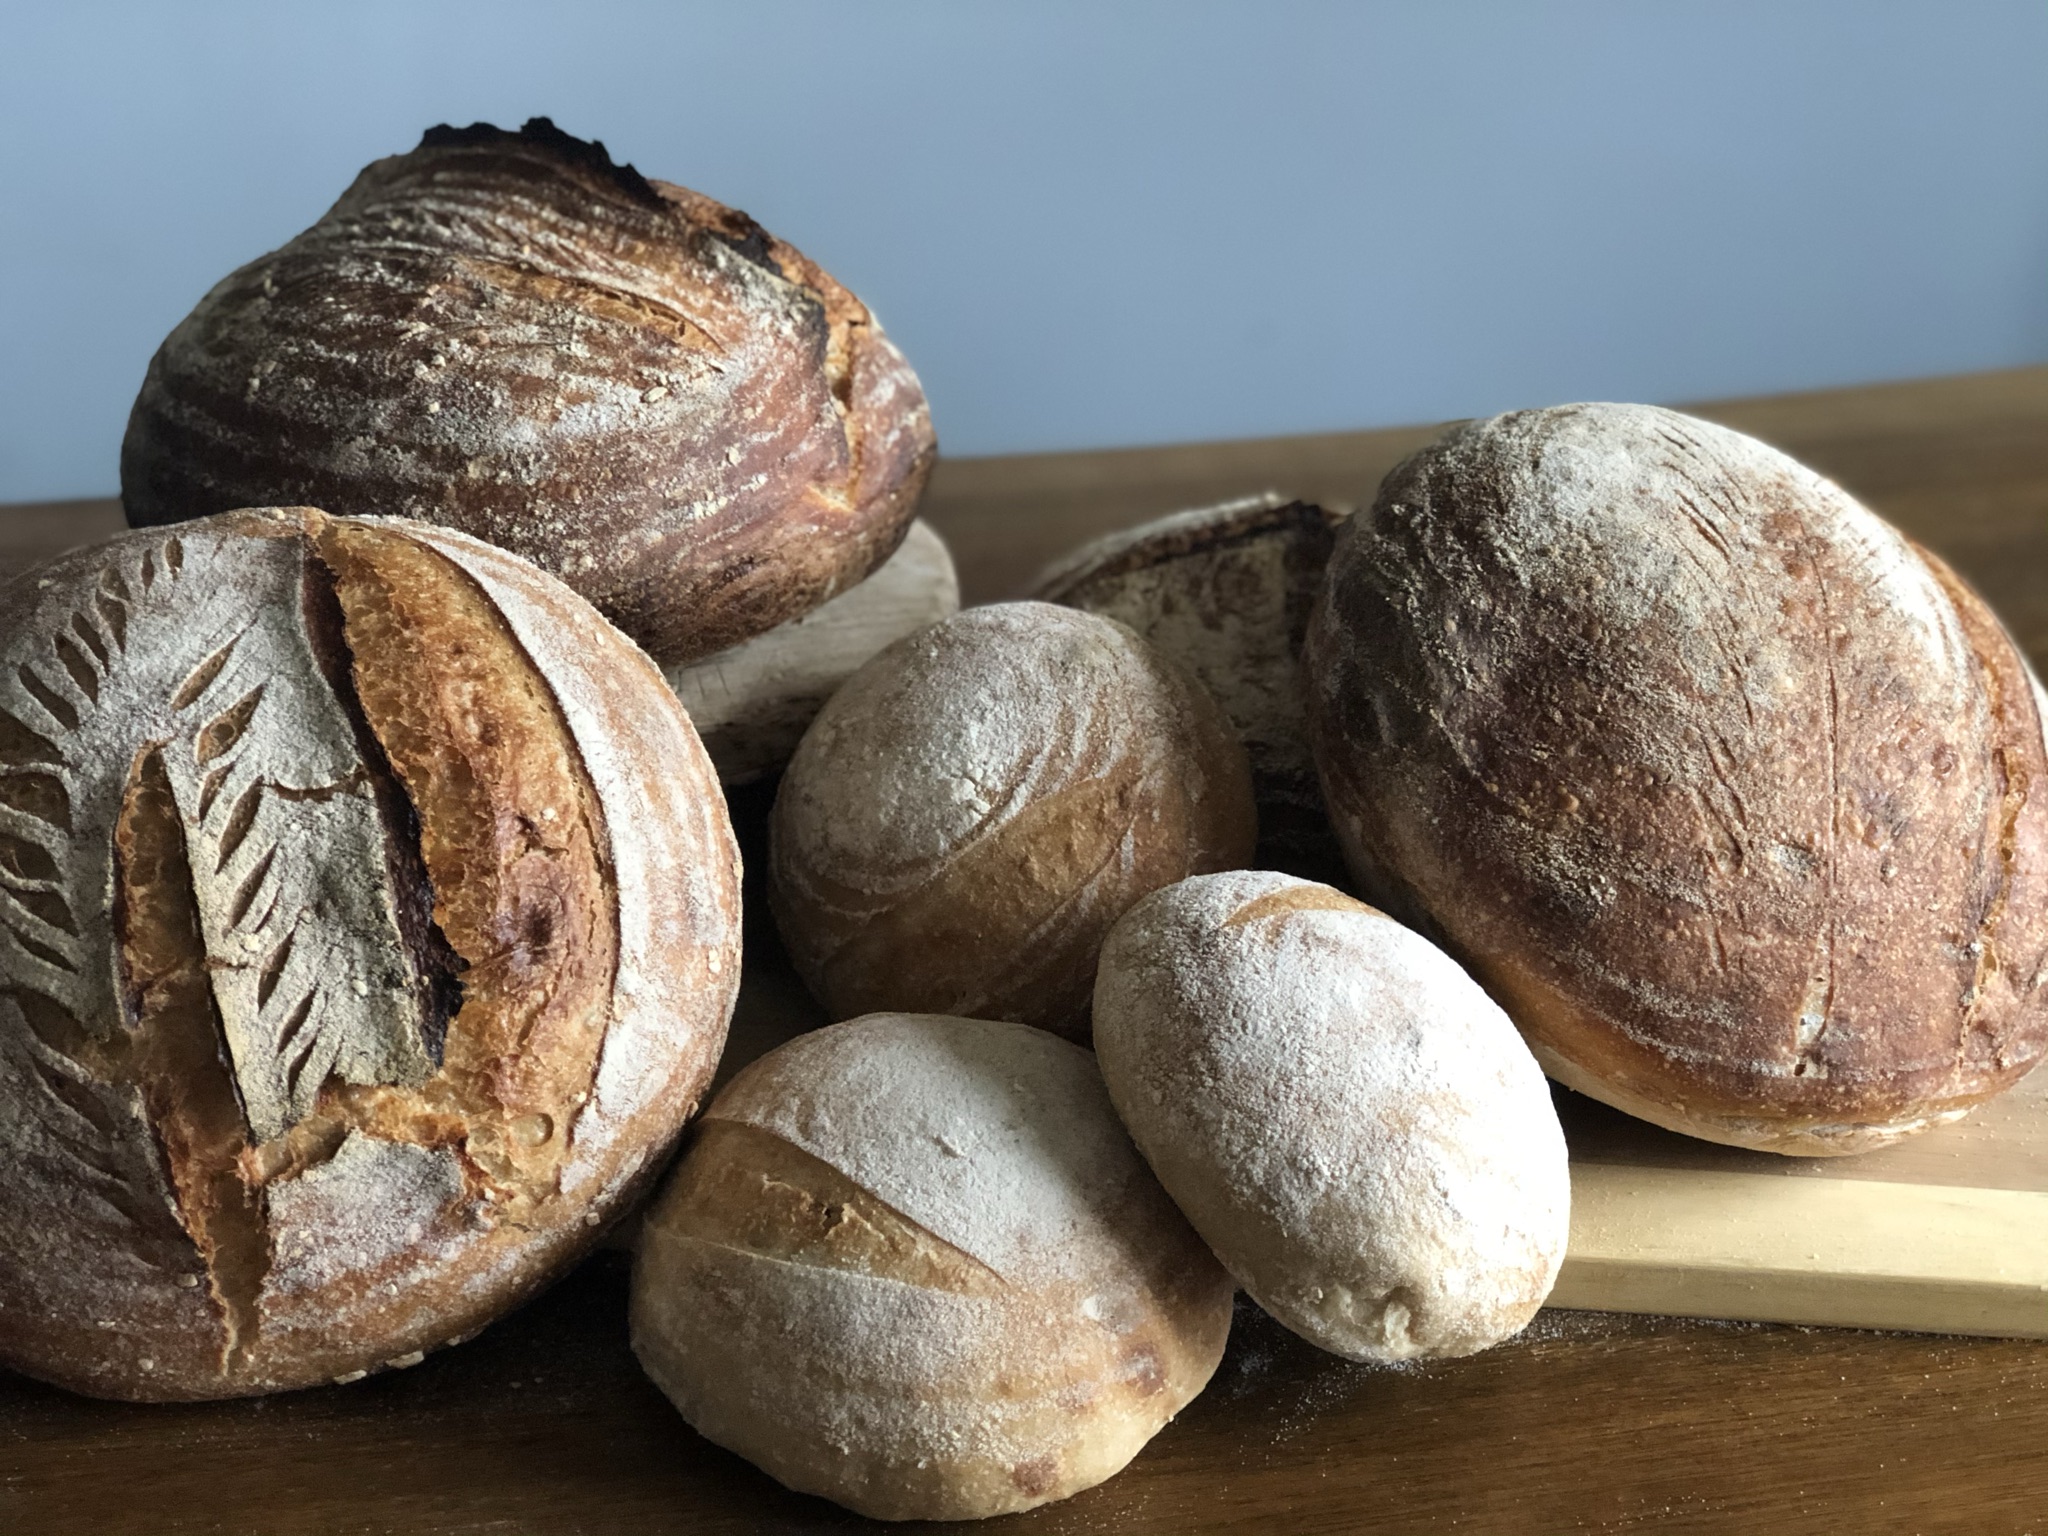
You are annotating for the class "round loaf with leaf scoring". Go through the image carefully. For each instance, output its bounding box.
[0,509,741,1400]
[120,118,935,666]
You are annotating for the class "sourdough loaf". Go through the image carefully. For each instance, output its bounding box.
[121,118,934,666]
[1094,871,1568,1361]
[768,602,1256,1039]
[631,1012,1235,1520]
[1303,403,2048,1153]
[0,510,741,1399]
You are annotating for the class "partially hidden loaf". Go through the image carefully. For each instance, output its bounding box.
[121,117,935,666]
[0,509,742,1399]
[1094,871,1568,1361]
[631,1012,1235,1521]
[1304,403,2048,1154]
[1034,494,1348,882]
[665,519,959,786]
[769,602,1257,1039]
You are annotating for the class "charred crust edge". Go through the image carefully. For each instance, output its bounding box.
[417,116,666,211]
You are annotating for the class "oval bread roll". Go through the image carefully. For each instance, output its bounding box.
[1305,403,2048,1153]
[1094,871,1569,1362]
[769,602,1257,1039]
[0,510,741,1400]
[121,118,935,667]
[631,1013,1235,1521]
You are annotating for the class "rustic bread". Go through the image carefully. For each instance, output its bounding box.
[664,519,958,786]
[0,509,742,1400]
[1303,403,2048,1154]
[631,1012,1235,1521]
[768,602,1257,1039]
[1034,494,1348,882]
[120,118,935,666]
[1094,871,1568,1361]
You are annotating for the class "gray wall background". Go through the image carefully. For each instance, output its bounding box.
[3,1,2045,503]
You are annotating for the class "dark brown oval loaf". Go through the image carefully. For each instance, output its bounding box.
[1304,403,2048,1154]
[120,118,935,666]
[0,509,742,1399]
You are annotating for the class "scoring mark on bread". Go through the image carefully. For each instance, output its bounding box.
[663,1121,1003,1296]
[0,517,630,1380]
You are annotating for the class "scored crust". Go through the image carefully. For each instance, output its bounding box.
[768,603,1257,1039]
[0,509,740,1399]
[1304,404,2048,1153]
[630,1014,1234,1522]
[1033,494,1347,881]
[120,117,936,666]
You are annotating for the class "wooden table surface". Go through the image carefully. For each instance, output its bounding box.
[6,367,2048,1534]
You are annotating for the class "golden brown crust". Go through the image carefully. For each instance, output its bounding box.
[119,118,935,665]
[0,509,740,1399]
[1304,404,2048,1153]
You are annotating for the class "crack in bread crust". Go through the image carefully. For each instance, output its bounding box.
[659,1120,1003,1297]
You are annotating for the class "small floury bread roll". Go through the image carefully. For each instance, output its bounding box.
[1033,495,1348,881]
[1305,403,2048,1154]
[631,1013,1235,1522]
[0,510,741,1400]
[121,118,935,666]
[768,603,1257,1039]
[1094,871,1569,1363]
[664,520,959,786]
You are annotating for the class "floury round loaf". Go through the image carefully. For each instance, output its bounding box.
[1094,871,1569,1362]
[630,1013,1235,1521]
[121,118,935,666]
[769,603,1257,1039]
[0,510,742,1400]
[1304,403,2048,1154]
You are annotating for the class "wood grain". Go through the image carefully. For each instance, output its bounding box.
[7,366,2048,1532]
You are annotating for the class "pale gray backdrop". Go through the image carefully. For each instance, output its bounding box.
[2,0,2045,502]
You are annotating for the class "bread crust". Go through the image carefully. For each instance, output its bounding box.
[1034,495,1347,882]
[120,118,935,666]
[1304,403,2048,1153]
[0,509,741,1399]
[1094,871,1569,1361]
[768,603,1256,1039]
[630,1013,1234,1521]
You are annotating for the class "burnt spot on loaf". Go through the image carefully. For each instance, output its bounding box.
[418,116,666,211]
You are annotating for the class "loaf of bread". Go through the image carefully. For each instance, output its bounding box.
[1304,403,2048,1153]
[0,509,742,1400]
[1034,494,1347,882]
[769,602,1257,1038]
[664,519,959,785]
[631,1012,1235,1521]
[120,118,935,666]
[1094,871,1568,1361]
